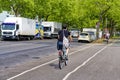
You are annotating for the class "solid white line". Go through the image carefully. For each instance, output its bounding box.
[62,44,112,80]
[7,45,93,80]
[7,59,57,80]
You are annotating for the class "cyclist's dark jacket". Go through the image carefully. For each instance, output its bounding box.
[57,29,70,50]
[58,30,70,42]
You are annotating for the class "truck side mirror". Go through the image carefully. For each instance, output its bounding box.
[16,24,19,30]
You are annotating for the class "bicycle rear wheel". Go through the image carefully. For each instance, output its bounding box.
[64,60,68,66]
[59,59,64,69]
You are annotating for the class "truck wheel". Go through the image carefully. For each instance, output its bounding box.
[30,37,34,40]
[50,35,53,39]
[27,37,31,40]
[17,36,20,41]
[1,38,4,41]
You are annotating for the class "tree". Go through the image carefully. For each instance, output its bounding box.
[0,0,120,35]
[0,0,34,17]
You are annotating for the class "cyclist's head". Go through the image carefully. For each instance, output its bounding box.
[62,23,68,29]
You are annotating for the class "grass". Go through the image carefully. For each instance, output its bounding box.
[92,38,104,43]
[112,36,120,39]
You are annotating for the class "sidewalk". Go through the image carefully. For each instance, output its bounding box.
[92,38,114,44]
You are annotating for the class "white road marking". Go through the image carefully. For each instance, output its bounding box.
[0,46,56,55]
[7,44,93,80]
[62,43,112,80]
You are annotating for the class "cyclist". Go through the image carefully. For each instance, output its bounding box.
[105,32,110,43]
[57,23,72,60]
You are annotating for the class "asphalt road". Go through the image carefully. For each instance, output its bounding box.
[0,38,86,80]
[0,39,120,80]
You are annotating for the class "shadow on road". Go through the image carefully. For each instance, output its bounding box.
[49,63,59,69]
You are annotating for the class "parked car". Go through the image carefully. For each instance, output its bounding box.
[85,31,96,41]
[70,29,80,38]
[78,32,93,42]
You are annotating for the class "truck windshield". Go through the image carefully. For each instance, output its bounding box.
[2,23,15,30]
[44,27,51,32]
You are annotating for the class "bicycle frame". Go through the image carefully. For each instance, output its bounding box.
[105,37,109,44]
[58,46,67,69]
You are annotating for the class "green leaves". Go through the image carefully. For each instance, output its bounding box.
[0,0,120,31]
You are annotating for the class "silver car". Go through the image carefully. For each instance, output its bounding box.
[78,32,93,42]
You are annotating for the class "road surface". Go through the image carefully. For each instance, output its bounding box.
[0,39,120,80]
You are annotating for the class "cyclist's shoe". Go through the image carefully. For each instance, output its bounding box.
[65,55,68,60]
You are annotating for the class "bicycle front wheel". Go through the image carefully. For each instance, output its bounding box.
[59,59,64,69]
[106,39,109,44]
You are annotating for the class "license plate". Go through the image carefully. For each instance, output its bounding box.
[81,36,85,38]
[6,36,10,37]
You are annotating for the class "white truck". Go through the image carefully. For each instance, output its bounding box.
[41,21,62,38]
[1,17,36,40]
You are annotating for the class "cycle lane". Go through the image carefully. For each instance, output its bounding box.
[65,41,120,80]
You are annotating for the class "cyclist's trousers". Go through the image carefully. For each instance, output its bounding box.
[57,41,63,50]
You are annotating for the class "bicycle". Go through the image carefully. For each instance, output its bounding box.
[58,47,68,69]
[105,37,109,44]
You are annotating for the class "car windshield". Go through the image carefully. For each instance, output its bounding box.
[80,33,88,36]
[43,27,51,32]
[2,23,15,30]
[86,31,94,35]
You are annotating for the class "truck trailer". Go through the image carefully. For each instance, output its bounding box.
[41,21,62,38]
[1,17,36,40]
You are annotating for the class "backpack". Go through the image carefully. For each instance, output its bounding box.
[63,30,69,48]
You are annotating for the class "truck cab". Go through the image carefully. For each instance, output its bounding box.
[42,22,62,38]
[43,26,52,37]
[1,23,19,40]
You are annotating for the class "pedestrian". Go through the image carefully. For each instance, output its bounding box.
[40,28,44,39]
